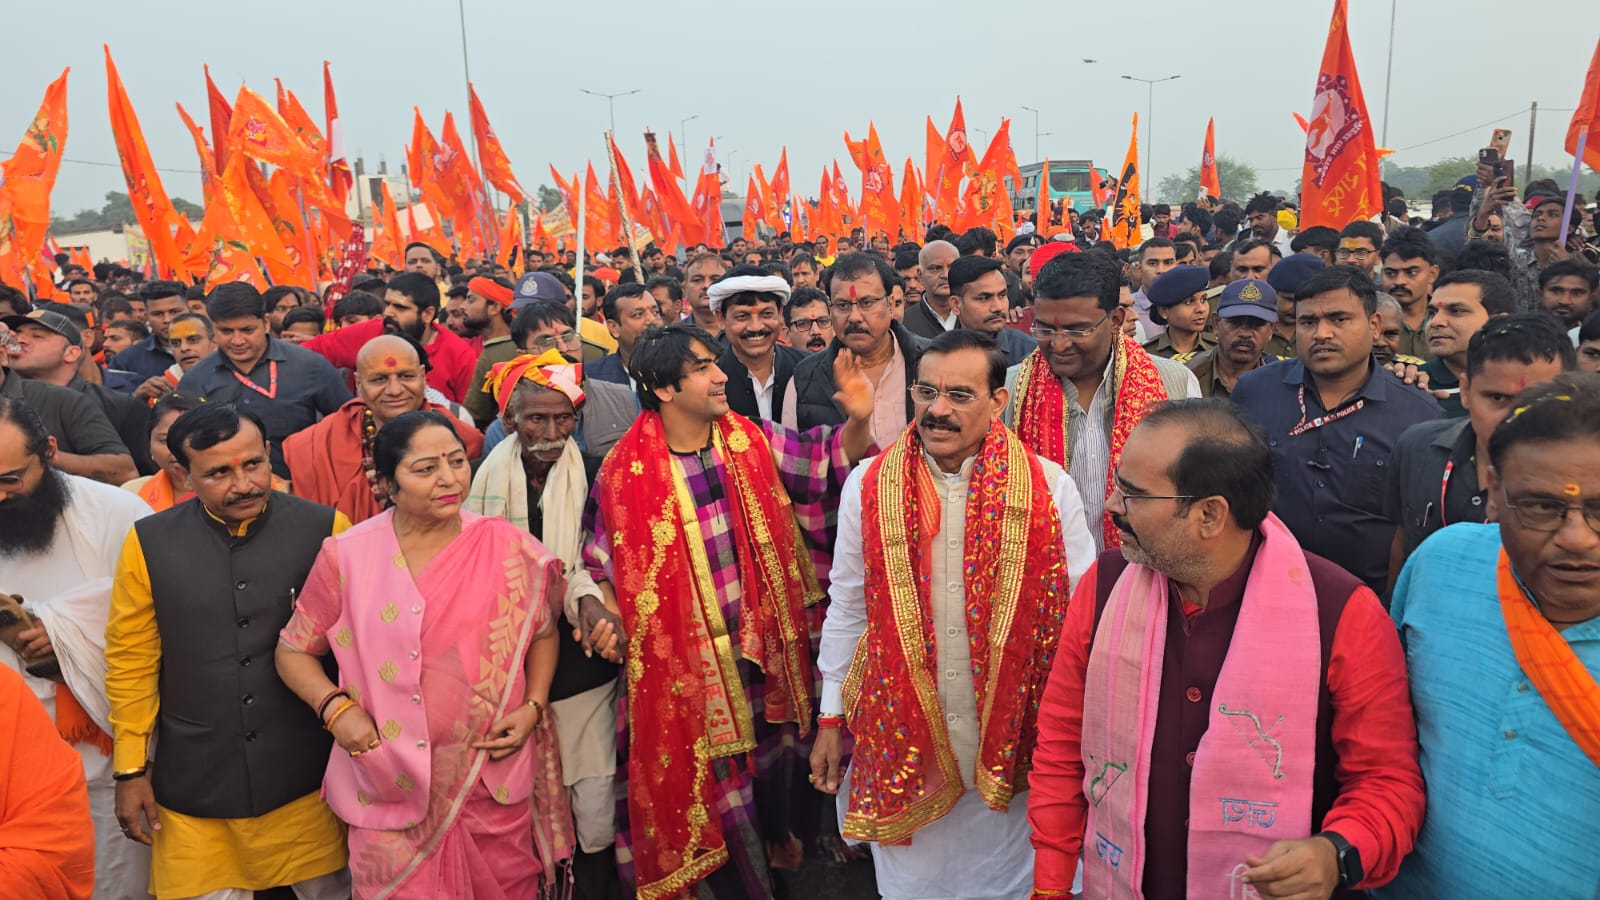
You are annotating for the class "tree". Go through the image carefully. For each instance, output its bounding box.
[51,191,203,233]
[1154,155,1259,204]
[535,184,563,213]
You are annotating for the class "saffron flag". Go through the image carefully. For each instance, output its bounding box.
[899,158,921,240]
[1199,117,1220,200]
[1038,157,1051,232]
[105,47,186,279]
[439,112,487,253]
[743,175,763,242]
[584,162,614,249]
[668,133,685,183]
[1299,0,1382,229]
[1565,36,1600,174]
[175,103,219,205]
[924,116,943,215]
[770,148,790,218]
[266,169,319,287]
[690,140,724,249]
[646,130,701,246]
[275,81,326,164]
[217,155,291,266]
[830,160,853,223]
[936,98,975,218]
[954,119,1019,238]
[0,67,70,292]
[205,65,231,173]
[469,83,527,203]
[1109,114,1141,249]
[855,122,899,241]
[371,181,404,269]
[324,62,353,207]
[227,86,320,179]
[531,212,556,255]
[607,132,642,221]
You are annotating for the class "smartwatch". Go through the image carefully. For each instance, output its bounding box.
[1316,830,1363,888]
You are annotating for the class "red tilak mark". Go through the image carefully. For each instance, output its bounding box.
[382,355,399,369]
[1564,483,1582,497]
[849,283,858,299]
[230,457,243,469]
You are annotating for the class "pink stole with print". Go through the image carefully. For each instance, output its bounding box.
[1080,514,1321,899]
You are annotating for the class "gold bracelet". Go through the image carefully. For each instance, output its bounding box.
[523,698,544,724]
[323,699,358,730]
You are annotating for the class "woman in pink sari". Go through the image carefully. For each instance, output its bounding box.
[276,410,573,899]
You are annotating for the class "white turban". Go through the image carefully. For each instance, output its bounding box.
[706,274,792,316]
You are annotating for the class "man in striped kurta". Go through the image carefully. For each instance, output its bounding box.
[583,323,875,899]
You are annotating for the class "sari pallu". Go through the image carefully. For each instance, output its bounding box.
[597,411,818,900]
[281,511,574,899]
[843,421,1070,844]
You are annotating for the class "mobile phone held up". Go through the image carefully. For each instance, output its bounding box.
[1478,147,1513,185]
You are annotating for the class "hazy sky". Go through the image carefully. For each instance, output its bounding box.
[8,0,1598,218]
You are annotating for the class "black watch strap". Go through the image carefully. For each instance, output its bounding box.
[1316,830,1363,887]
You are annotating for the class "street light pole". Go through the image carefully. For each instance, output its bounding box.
[1121,74,1181,191]
[1021,105,1042,161]
[1380,0,1397,174]
[579,88,640,135]
[680,114,700,155]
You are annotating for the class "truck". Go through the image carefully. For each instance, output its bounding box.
[1006,160,1111,217]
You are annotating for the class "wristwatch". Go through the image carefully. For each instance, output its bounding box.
[1316,830,1363,887]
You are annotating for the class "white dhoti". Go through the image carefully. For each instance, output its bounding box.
[550,679,619,853]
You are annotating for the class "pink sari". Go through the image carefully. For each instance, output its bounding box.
[282,511,575,899]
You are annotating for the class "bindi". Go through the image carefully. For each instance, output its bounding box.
[380,355,400,370]
[1564,482,1582,498]
[849,283,858,299]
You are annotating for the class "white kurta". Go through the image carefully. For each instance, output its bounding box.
[0,473,154,900]
[820,450,1096,900]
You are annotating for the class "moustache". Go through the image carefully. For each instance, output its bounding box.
[806,337,827,349]
[844,324,873,335]
[225,489,266,506]
[1111,512,1137,540]
[738,329,773,341]
[920,414,959,431]
[523,439,566,453]
[1229,340,1257,352]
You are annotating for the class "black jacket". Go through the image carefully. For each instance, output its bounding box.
[717,343,804,423]
[788,321,927,430]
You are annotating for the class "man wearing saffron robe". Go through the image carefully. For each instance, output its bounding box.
[1029,400,1425,900]
[583,322,875,899]
[1003,250,1200,551]
[812,330,1097,899]
[283,334,482,523]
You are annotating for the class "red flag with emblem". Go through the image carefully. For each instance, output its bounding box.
[1299,0,1382,229]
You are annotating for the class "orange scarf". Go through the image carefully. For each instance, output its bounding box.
[137,470,178,512]
[1013,334,1168,547]
[1498,550,1600,768]
[844,421,1069,844]
[598,411,817,899]
[54,685,113,756]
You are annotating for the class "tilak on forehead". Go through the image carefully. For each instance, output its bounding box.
[483,349,585,414]
[170,320,201,340]
[1565,483,1582,497]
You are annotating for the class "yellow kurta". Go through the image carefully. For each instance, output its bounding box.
[580,315,618,352]
[105,510,352,898]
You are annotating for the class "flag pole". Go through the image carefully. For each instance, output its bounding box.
[605,131,644,284]
[1559,130,1587,246]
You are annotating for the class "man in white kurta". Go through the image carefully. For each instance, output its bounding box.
[811,333,1097,900]
[0,425,154,900]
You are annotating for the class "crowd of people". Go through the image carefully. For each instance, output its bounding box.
[1,155,1599,900]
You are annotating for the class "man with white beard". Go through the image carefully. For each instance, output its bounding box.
[0,395,154,898]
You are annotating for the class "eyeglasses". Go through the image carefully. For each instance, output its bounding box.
[789,316,831,331]
[1031,313,1112,343]
[910,384,990,407]
[530,331,580,351]
[1500,490,1600,533]
[829,296,887,316]
[1335,247,1376,260]
[1109,470,1200,505]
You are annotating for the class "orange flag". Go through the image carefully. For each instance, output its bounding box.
[266,169,319,287]
[1038,157,1052,232]
[1109,114,1141,249]
[954,119,1016,235]
[324,62,353,207]
[899,158,921,240]
[770,149,790,217]
[752,163,780,231]
[743,175,764,242]
[646,130,701,246]
[1196,117,1216,199]
[830,160,853,223]
[410,110,455,221]
[691,141,725,249]
[189,173,266,290]
[937,98,975,220]
[469,83,527,203]
[275,81,326,165]
[1565,36,1600,174]
[924,116,943,218]
[440,112,487,253]
[607,132,643,220]
[0,67,69,293]
[174,102,220,205]
[105,47,186,280]
[218,155,291,266]
[668,133,685,182]
[227,86,320,179]
[531,212,556,255]
[815,168,840,241]
[371,181,404,269]
[584,163,614,248]
[499,208,525,274]
[205,65,231,174]
[855,122,899,241]
[1299,0,1382,229]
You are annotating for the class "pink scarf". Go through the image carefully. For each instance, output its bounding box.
[1081,515,1320,899]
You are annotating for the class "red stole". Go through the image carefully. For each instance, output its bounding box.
[844,421,1069,844]
[597,411,817,899]
[1013,334,1169,547]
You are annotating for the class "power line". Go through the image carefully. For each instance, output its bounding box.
[0,153,202,176]
[1387,106,1531,155]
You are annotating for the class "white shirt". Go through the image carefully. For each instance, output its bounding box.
[819,451,1096,899]
[748,368,776,421]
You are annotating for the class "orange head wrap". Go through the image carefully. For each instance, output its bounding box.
[482,349,585,414]
[467,276,515,307]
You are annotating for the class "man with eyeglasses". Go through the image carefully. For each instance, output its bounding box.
[1030,399,1425,900]
[1004,250,1200,550]
[476,299,638,459]
[784,286,834,354]
[783,252,927,441]
[1382,313,1573,593]
[812,329,1096,900]
[1382,372,1600,898]
[708,267,805,422]
[1335,222,1385,278]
